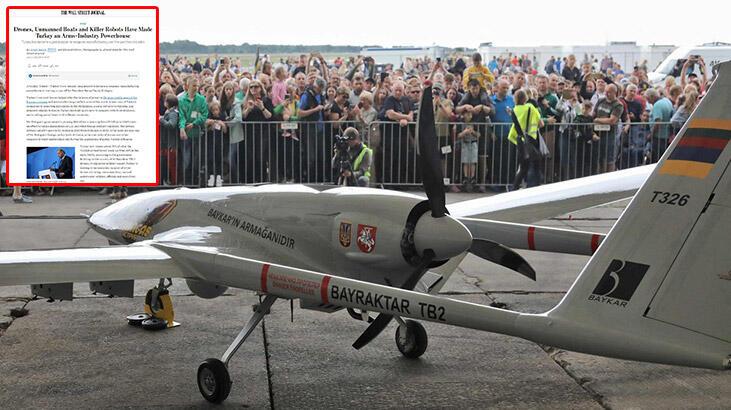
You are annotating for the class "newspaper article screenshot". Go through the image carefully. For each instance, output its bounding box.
[7,6,157,185]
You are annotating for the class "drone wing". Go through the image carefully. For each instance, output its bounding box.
[0,244,186,287]
[447,164,653,222]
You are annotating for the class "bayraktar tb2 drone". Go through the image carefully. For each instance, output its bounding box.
[2,63,730,404]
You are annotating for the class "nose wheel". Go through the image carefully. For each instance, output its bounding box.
[197,358,232,403]
[197,294,277,403]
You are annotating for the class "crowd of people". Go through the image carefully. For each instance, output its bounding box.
[156,50,707,192]
[0,49,709,201]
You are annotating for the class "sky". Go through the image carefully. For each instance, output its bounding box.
[3,0,731,48]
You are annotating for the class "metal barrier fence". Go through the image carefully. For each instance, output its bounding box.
[158,120,674,189]
[0,120,674,193]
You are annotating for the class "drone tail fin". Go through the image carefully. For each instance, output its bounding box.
[516,62,731,370]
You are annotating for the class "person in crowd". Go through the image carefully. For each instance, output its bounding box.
[508,89,544,190]
[332,127,372,187]
[299,76,327,182]
[159,94,179,185]
[291,54,308,76]
[622,109,652,169]
[456,109,480,192]
[491,79,516,187]
[462,53,494,97]
[325,85,337,106]
[671,88,699,132]
[270,66,288,106]
[590,77,607,107]
[349,73,366,107]
[178,76,208,186]
[512,72,526,95]
[573,99,600,177]
[327,87,353,140]
[680,56,708,93]
[159,83,174,116]
[275,86,301,182]
[617,84,644,168]
[545,56,556,75]
[205,101,228,187]
[667,84,683,108]
[621,84,643,124]
[663,76,676,98]
[562,54,581,83]
[556,87,581,179]
[241,80,274,184]
[580,79,596,102]
[456,78,494,191]
[535,74,559,181]
[379,81,413,186]
[354,90,377,146]
[432,83,457,191]
[593,84,624,173]
[645,88,674,162]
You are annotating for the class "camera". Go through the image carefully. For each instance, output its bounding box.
[334,134,351,150]
[436,57,442,63]
[333,134,355,185]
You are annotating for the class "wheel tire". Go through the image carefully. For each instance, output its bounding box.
[126,313,151,327]
[197,358,232,403]
[141,317,168,331]
[395,320,428,359]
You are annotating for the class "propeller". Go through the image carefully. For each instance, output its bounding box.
[352,250,435,350]
[469,239,536,281]
[416,84,447,218]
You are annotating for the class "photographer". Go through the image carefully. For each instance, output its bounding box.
[680,55,708,92]
[332,127,372,187]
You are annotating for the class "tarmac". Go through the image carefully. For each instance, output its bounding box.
[0,189,728,409]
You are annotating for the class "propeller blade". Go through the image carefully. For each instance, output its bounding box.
[417,85,447,218]
[352,250,435,350]
[351,312,392,350]
[469,239,536,281]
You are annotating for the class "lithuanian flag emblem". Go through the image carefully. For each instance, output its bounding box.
[659,118,731,179]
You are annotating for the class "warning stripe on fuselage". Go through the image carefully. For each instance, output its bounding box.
[659,118,731,179]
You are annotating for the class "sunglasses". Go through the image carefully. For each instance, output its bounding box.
[251,85,261,89]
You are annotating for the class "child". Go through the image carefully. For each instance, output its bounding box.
[457,112,479,192]
[573,100,599,177]
[621,109,652,169]
[205,101,227,187]
[270,66,288,106]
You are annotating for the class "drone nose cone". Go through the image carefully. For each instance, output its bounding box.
[414,214,472,260]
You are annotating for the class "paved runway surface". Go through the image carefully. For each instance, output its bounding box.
[0,190,728,408]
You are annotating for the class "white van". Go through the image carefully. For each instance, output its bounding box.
[648,44,731,85]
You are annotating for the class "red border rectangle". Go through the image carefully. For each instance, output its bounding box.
[5,6,159,186]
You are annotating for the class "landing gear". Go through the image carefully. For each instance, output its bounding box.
[395,318,428,359]
[197,358,231,403]
[197,294,277,404]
